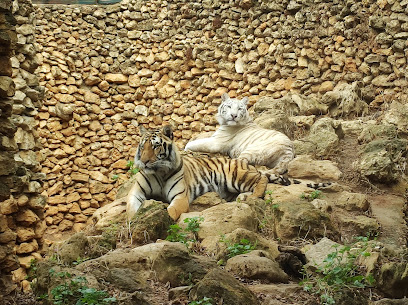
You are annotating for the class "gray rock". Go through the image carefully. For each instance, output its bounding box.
[288,155,342,181]
[179,202,258,240]
[304,237,340,270]
[190,268,260,305]
[383,101,408,133]
[226,252,289,283]
[321,82,368,118]
[376,261,408,298]
[151,242,216,287]
[359,139,408,183]
[294,118,341,157]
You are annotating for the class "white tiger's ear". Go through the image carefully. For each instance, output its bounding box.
[139,125,147,135]
[221,93,230,102]
[162,125,173,139]
[241,97,249,105]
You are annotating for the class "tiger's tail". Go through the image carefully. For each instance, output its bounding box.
[261,170,331,189]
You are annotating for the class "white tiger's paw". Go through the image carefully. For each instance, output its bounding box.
[184,142,192,151]
[236,192,252,202]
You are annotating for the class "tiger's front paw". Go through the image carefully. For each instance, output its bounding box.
[167,205,180,220]
[236,192,252,202]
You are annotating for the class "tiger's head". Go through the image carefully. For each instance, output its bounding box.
[134,125,178,174]
[216,93,252,126]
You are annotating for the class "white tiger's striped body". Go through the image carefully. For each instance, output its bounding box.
[185,93,295,174]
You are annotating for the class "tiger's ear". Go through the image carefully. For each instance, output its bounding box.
[139,125,147,135]
[221,93,230,102]
[241,97,249,105]
[162,125,173,139]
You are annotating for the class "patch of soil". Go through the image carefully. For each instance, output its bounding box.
[3,291,40,305]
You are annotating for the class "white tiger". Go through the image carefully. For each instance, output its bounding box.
[185,93,295,174]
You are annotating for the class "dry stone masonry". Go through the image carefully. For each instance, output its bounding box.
[33,0,408,235]
[0,0,44,299]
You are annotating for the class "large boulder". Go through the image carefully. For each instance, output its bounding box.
[89,198,126,230]
[358,124,399,144]
[201,228,280,261]
[355,123,407,184]
[324,191,370,212]
[303,237,340,270]
[106,268,147,292]
[77,242,167,276]
[254,108,296,137]
[321,82,368,118]
[358,139,408,183]
[375,261,408,298]
[77,241,216,288]
[190,192,226,210]
[53,232,89,265]
[262,185,336,241]
[294,118,342,157]
[151,242,216,287]
[128,201,174,245]
[90,200,173,245]
[287,154,342,181]
[382,100,408,133]
[225,251,289,283]
[331,212,380,243]
[271,200,335,241]
[190,268,260,305]
[178,202,258,240]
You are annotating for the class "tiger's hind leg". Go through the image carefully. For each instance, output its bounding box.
[167,195,190,220]
[236,174,268,202]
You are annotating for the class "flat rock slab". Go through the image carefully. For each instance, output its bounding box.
[369,194,406,247]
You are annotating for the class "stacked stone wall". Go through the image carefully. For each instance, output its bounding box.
[0,1,19,298]
[33,0,408,235]
[0,0,44,297]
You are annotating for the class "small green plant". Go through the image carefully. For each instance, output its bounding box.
[184,216,204,240]
[166,223,188,244]
[264,190,273,204]
[166,217,204,245]
[26,259,38,281]
[188,297,214,305]
[48,269,116,305]
[301,236,375,305]
[220,236,257,259]
[126,160,140,176]
[72,257,90,266]
[300,190,322,201]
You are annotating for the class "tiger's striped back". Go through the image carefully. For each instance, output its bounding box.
[182,156,265,202]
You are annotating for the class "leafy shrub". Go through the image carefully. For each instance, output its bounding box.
[48,269,116,305]
[166,217,204,245]
[220,237,257,259]
[188,297,213,305]
[166,224,188,244]
[301,236,375,305]
[126,160,140,176]
[300,190,322,201]
[184,216,204,240]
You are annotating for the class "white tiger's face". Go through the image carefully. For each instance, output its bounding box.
[217,93,251,126]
